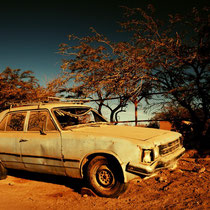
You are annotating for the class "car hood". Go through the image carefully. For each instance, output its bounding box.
[69,124,181,146]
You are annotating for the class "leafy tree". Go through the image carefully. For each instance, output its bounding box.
[52,4,209,147]
[0,67,54,111]
[121,5,210,144]
[152,106,191,122]
[150,105,209,149]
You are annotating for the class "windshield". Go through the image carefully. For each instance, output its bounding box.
[53,107,107,129]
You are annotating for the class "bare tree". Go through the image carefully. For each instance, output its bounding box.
[121,5,210,143]
[51,28,152,122]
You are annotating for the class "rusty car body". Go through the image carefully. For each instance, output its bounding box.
[0,100,185,197]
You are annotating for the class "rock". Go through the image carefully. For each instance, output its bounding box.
[181,158,195,162]
[177,169,184,173]
[156,176,167,183]
[192,166,206,173]
[81,187,97,197]
[198,167,206,173]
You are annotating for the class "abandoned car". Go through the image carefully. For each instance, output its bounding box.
[0,100,185,197]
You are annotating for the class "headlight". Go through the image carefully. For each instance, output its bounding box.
[139,147,156,163]
[142,149,152,163]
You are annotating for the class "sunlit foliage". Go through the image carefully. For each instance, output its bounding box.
[0,67,54,111]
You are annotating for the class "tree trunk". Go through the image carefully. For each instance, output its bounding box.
[134,100,138,126]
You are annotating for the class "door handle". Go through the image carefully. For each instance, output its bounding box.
[19,139,28,143]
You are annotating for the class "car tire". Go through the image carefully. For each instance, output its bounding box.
[0,161,7,180]
[86,156,126,198]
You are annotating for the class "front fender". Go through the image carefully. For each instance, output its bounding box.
[80,150,128,181]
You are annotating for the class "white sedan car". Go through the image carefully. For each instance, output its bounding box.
[0,100,185,197]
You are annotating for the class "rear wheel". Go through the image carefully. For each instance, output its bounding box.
[86,156,126,198]
[0,162,7,180]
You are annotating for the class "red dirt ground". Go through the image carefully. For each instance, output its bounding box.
[0,151,209,210]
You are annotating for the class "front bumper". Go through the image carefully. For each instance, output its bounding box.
[126,147,185,176]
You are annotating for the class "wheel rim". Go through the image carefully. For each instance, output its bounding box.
[96,165,115,187]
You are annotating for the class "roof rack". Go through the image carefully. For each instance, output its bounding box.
[6,101,42,110]
[48,97,90,103]
[6,97,90,110]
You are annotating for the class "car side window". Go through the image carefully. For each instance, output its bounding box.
[6,112,26,131]
[0,115,8,131]
[28,111,57,131]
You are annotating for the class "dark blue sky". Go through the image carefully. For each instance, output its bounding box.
[0,0,208,86]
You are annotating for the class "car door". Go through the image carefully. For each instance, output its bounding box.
[0,111,26,169]
[19,110,65,175]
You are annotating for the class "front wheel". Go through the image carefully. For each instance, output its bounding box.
[86,156,126,198]
[0,161,7,180]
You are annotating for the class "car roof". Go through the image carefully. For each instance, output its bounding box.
[0,102,91,121]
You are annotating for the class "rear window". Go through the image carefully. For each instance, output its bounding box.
[6,112,27,131]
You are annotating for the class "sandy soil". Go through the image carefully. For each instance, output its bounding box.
[0,151,209,210]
